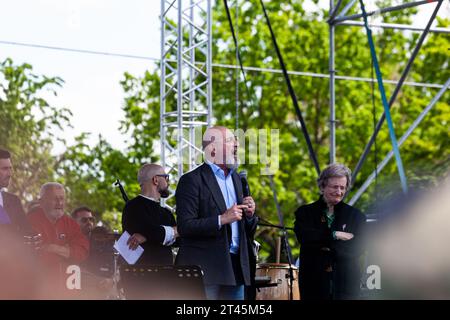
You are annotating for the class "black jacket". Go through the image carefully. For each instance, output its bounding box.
[294,196,366,300]
[122,195,177,265]
[175,163,258,286]
[1,191,33,235]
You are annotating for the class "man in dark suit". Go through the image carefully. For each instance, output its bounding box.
[0,148,32,235]
[0,149,42,299]
[175,126,258,300]
[122,163,178,265]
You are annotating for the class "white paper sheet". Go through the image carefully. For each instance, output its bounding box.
[113,231,144,265]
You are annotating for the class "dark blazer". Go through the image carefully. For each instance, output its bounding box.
[294,196,366,300]
[1,191,33,235]
[122,195,177,265]
[175,163,258,286]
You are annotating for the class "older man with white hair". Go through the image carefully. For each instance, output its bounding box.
[27,182,89,282]
[121,163,178,266]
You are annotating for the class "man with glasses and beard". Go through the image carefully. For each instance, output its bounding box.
[71,206,120,299]
[71,206,96,238]
[122,164,178,265]
[175,126,258,300]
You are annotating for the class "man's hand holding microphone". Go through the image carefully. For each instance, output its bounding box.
[219,197,256,226]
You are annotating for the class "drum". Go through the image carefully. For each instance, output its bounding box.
[255,263,300,300]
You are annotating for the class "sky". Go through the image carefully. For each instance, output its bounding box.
[0,0,160,153]
[0,0,448,155]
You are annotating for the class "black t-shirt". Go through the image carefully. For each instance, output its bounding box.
[122,195,176,265]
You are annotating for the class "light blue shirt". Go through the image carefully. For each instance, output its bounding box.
[206,161,240,254]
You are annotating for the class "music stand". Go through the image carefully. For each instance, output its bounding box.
[268,174,296,300]
[120,265,206,300]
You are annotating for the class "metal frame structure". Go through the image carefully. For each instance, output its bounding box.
[160,0,212,206]
[349,77,450,205]
[160,0,449,205]
[327,0,447,203]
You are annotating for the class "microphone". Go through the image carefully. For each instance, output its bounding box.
[239,170,251,198]
[114,179,129,203]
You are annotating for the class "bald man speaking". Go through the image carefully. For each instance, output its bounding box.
[175,126,258,300]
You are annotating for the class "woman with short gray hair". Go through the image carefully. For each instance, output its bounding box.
[317,163,352,192]
[294,163,366,300]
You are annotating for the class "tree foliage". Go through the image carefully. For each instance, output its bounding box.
[208,0,449,260]
[2,1,448,261]
[57,133,140,229]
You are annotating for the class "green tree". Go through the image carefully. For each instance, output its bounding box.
[56,133,140,229]
[119,71,162,163]
[114,0,448,262]
[56,70,164,230]
[20,0,444,260]
[0,57,71,202]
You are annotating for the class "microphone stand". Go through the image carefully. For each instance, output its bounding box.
[114,179,129,203]
[257,218,294,231]
[268,174,295,300]
[112,179,128,299]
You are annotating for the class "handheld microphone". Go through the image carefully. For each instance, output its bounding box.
[239,170,251,198]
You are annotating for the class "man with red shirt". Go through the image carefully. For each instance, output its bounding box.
[27,182,89,295]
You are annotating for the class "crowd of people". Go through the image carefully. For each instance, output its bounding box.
[0,125,366,300]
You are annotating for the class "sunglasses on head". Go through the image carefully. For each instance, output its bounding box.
[155,174,170,181]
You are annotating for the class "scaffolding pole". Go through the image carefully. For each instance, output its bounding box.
[358,0,408,194]
[211,63,447,89]
[329,0,336,164]
[333,0,439,23]
[351,0,444,188]
[160,0,212,207]
[349,77,450,205]
[337,20,450,34]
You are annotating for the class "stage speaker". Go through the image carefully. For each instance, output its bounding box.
[120,265,205,300]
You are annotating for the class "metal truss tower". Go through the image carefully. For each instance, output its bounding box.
[326,0,448,203]
[160,0,212,204]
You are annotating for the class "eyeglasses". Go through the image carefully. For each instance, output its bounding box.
[80,217,95,223]
[155,174,170,181]
[225,136,238,144]
[326,185,347,191]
